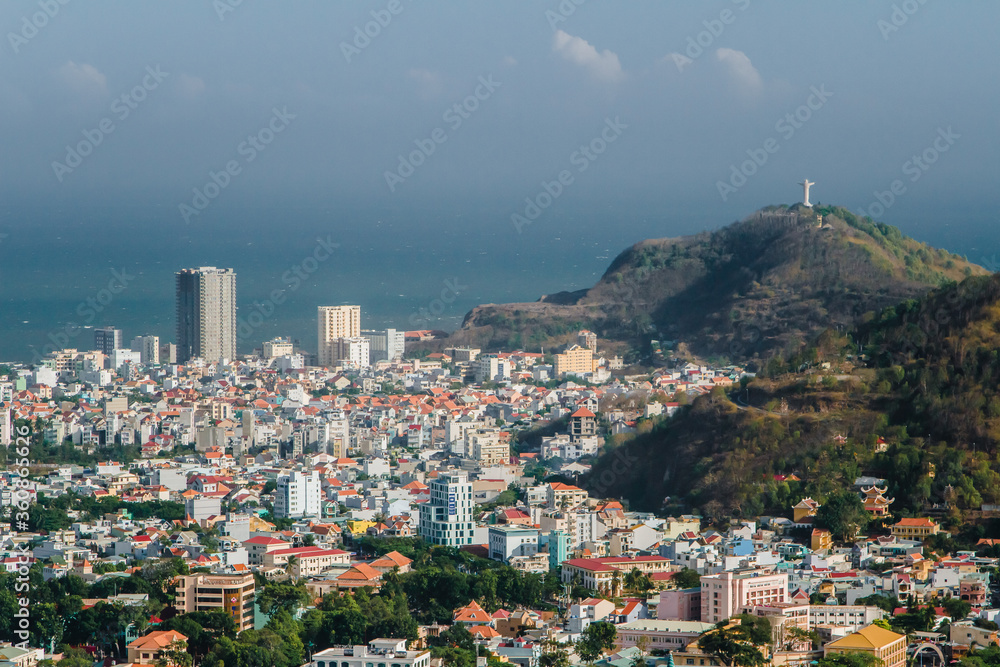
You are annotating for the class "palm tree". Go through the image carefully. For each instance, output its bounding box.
[285,555,299,578]
[611,569,622,598]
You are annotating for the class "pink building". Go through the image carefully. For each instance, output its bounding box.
[700,568,788,624]
[658,588,702,621]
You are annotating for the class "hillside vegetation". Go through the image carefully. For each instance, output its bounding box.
[584,275,1000,527]
[451,205,984,362]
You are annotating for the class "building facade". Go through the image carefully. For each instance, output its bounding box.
[700,568,789,624]
[176,267,237,363]
[274,470,322,519]
[318,305,361,367]
[173,573,256,631]
[418,472,474,546]
[94,327,122,356]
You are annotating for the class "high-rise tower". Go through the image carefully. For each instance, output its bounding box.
[176,267,237,363]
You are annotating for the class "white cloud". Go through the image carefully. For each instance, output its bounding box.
[175,73,206,98]
[56,61,107,96]
[552,30,623,83]
[715,48,762,95]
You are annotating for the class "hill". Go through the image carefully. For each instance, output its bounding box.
[449,205,984,363]
[582,274,1000,527]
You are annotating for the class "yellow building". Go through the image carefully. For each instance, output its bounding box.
[554,345,595,378]
[891,517,939,540]
[824,624,906,667]
[792,498,820,523]
[811,528,832,551]
[173,573,255,631]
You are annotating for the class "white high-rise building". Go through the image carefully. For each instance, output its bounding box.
[318,306,361,367]
[332,337,370,368]
[130,335,160,365]
[362,328,405,363]
[0,406,11,446]
[418,471,474,546]
[176,267,237,363]
[274,470,322,519]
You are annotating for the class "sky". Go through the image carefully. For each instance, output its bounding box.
[0,1,998,359]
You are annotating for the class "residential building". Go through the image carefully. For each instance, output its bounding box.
[658,588,702,621]
[547,482,588,509]
[244,536,292,565]
[331,337,370,368]
[569,407,598,441]
[130,335,160,365]
[418,471,474,546]
[809,605,885,632]
[126,630,188,666]
[263,546,350,576]
[578,330,597,353]
[318,305,361,366]
[700,568,788,624]
[173,573,256,631]
[362,328,405,363]
[614,620,715,652]
[824,625,907,667]
[94,327,122,356]
[274,470,322,519]
[554,345,595,378]
[489,525,539,562]
[309,639,430,667]
[561,556,676,593]
[176,267,237,363]
[262,337,294,359]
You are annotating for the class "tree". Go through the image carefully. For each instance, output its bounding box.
[577,622,617,665]
[55,647,94,667]
[815,491,870,542]
[154,639,193,667]
[672,568,701,590]
[697,622,768,667]
[943,596,972,621]
[257,579,311,616]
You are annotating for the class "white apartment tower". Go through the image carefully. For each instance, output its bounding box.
[418,471,475,546]
[274,470,322,519]
[176,267,237,363]
[317,305,361,367]
[130,335,160,365]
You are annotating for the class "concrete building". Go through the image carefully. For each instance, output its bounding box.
[658,588,702,621]
[809,605,884,631]
[94,327,122,356]
[130,335,160,365]
[489,525,540,562]
[176,267,237,363]
[262,337,294,359]
[577,330,597,353]
[700,568,788,624]
[332,336,370,368]
[418,471,474,546]
[309,640,430,667]
[554,345,595,378]
[184,496,221,523]
[274,470,322,519]
[363,328,405,363]
[474,354,512,383]
[318,305,361,367]
[173,572,256,631]
[126,630,188,666]
[614,620,715,653]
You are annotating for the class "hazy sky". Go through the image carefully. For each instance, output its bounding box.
[1,1,999,359]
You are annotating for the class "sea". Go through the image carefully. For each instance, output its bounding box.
[0,196,992,364]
